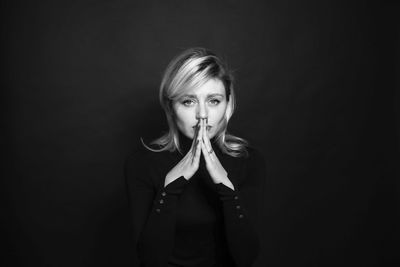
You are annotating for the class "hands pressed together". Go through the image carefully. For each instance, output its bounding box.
[164,118,235,190]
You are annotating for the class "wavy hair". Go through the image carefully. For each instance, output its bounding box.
[142,47,248,157]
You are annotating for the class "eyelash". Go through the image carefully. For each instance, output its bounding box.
[181,99,221,106]
[209,99,220,105]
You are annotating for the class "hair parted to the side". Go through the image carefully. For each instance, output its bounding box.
[141,47,248,157]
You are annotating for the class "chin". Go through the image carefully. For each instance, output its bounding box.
[208,131,215,139]
[184,130,195,140]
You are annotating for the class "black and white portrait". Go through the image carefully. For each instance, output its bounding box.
[2,1,399,266]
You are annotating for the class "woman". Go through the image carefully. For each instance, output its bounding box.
[125,48,266,267]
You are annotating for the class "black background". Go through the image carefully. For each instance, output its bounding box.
[2,1,399,266]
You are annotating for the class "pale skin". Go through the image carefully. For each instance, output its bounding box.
[164,79,235,190]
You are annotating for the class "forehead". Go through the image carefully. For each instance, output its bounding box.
[185,79,225,96]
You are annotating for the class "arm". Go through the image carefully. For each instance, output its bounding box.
[214,150,266,267]
[124,152,189,266]
[198,118,265,266]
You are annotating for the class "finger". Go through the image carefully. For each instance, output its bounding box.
[202,118,210,144]
[190,120,201,152]
[197,119,204,142]
[192,138,202,166]
[201,138,213,167]
[191,119,202,157]
[201,120,215,159]
[190,119,202,160]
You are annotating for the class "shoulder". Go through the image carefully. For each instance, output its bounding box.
[125,145,151,167]
[124,146,153,181]
[125,144,173,169]
[124,146,161,187]
[220,144,265,168]
[242,146,266,184]
[124,142,180,186]
[246,146,264,161]
[221,145,266,185]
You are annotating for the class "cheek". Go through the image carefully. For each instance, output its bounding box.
[176,116,190,129]
[209,105,227,125]
[174,108,195,129]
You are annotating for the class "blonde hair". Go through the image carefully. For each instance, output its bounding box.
[142,47,248,157]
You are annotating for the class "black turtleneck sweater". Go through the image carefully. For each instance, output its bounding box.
[124,133,266,267]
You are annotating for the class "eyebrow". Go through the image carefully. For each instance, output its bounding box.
[182,93,224,98]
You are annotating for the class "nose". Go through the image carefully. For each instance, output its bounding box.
[196,102,208,121]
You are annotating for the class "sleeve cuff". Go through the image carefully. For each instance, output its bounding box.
[215,182,238,201]
[163,176,188,195]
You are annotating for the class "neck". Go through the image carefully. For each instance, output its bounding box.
[177,131,194,154]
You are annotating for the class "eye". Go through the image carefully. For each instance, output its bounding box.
[209,99,221,105]
[182,99,196,107]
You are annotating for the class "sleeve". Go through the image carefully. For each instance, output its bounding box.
[124,152,189,267]
[214,149,266,267]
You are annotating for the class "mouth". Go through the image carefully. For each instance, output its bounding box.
[192,125,212,131]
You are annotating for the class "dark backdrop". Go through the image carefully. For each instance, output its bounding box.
[2,1,399,266]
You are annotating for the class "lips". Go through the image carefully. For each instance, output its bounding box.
[191,125,212,131]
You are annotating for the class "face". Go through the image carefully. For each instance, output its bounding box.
[173,78,229,139]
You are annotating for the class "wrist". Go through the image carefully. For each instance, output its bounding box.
[216,177,235,191]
